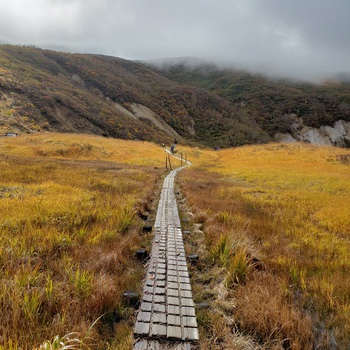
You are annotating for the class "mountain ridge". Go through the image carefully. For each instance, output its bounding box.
[1,45,349,147]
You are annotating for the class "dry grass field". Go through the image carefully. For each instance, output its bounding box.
[0,133,181,350]
[178,143,350,349]
[1,133,350,349]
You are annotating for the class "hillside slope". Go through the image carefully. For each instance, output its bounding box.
[0,45,270,147]
[0,46,174,144]
[1,45,350,147]
[151,59,350,146]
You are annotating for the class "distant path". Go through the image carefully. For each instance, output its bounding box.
[165,149,192,166]
[133,161,198,349]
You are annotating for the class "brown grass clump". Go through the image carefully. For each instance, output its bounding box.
[235,274,314,349]
[179,142,350,349]
[0,133,167,349]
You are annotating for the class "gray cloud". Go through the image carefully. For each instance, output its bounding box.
[0,0,349,80]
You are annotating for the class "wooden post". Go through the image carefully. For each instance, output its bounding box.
[181,152,183,165]
[168,155,172,170]
[165,156,168,169]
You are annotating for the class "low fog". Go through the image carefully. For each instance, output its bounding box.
[0,0,349,81]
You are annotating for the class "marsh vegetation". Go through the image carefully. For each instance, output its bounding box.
[1,134,349,349]
[0,133,173,349]
[179,143,350,349]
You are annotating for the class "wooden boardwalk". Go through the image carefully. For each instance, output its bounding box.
[133,167,198,349]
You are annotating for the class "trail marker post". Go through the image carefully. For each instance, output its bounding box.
[168,155,172,170]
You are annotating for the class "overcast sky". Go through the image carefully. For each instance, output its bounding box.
[0,0,349,80]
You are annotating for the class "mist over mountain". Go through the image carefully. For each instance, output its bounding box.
[1,45,350,147]
[2,0,350,82]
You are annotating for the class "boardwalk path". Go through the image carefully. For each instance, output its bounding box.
[133,165,198,349]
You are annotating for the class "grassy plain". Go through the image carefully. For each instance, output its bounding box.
[1,133,350,349]
[0,133,181,350]
[179,143,350,349]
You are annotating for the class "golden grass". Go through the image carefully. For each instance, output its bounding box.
[0,132,174,165]
[0,133,172,349]
[179,142,350,349]
[2,134,350,349]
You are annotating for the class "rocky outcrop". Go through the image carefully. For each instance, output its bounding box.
[130,103,180,138]
[275,119,350,147]
[114,102,137,119]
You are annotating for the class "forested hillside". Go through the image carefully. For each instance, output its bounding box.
[1,45,349,147]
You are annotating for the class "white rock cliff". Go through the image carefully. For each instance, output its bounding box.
[275,119,350,147]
